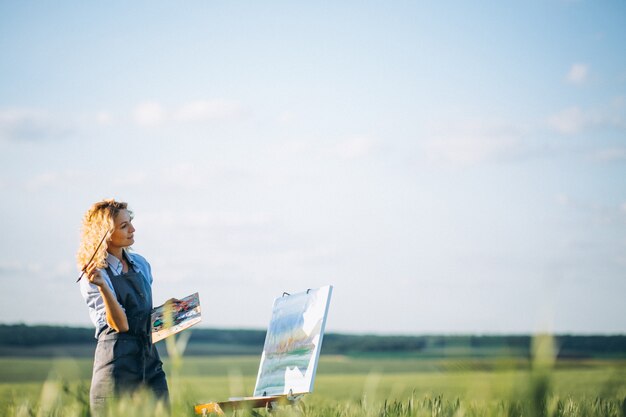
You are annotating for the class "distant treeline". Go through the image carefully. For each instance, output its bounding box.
[0,324,624,358]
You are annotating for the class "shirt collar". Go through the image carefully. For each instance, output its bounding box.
[105,250,135,275]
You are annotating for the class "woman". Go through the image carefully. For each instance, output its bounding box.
[77,199,169,413]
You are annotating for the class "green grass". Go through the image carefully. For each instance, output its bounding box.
[1,355,625,416]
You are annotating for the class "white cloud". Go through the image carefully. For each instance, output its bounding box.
[273,138,313,156]
[96,111,113,126]
[548,99,626,135]
[566,63,589,85]
[554,193,626,226]
[555,193,570,206]
[123,162,253,191]
[421,121,523,165]
[0,260,73,282]
[331,136,376,159]
[141,210,272,230]
[112,170,149,187]
[548,106,587,134]
[608,96,626,128]
[132,101,166,127]
[26,172,60,190]
[25,170,86,190]
[173,99,243,122]
[0,260,42,275]
[132,99,244,127]
[592,147,626,162]
[277,111,296,123]
[50,261,75,281]
[0,108,71,142]
[161,163,211,189]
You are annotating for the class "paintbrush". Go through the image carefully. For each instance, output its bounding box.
[76,229,111,282]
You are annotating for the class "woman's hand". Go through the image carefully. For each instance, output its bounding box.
[85,263,106,288]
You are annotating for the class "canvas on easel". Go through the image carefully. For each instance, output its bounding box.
[194,285,333,415]
[254,285,333,397]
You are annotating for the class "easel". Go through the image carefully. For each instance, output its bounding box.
[194,390,306,416]
[193,286,333,416]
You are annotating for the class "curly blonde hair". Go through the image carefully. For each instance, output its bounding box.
[76,199,133,270]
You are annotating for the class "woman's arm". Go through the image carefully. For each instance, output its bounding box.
[98,284,130,332]
[86,264,129,333]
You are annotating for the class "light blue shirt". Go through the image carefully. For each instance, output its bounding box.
[79,250,154,338]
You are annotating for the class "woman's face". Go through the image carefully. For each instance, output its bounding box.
[108,209,135,250]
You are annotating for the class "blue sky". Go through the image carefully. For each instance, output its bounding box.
[1,1,625,334]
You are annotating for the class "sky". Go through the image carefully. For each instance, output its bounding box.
[1,1,625,335]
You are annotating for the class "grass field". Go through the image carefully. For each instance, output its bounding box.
[1,354,625,416]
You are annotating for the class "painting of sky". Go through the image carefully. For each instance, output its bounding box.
[0,1,625,334]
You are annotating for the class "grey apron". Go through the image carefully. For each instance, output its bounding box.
[90,257,169,413]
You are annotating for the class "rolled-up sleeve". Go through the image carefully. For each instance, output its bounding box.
[79,269,118,338]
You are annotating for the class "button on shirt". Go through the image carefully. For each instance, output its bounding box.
[80,251,154,338]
